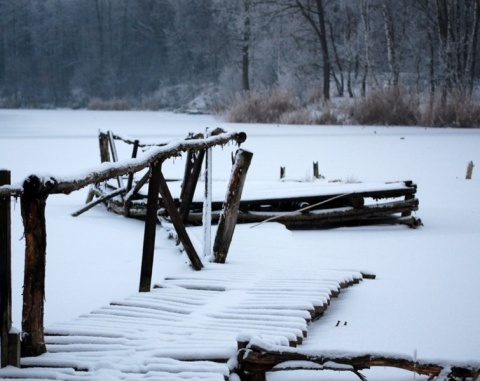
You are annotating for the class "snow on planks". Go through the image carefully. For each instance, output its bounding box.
[0,267,367,380]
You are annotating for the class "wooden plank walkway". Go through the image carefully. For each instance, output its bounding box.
[0,265,367,380]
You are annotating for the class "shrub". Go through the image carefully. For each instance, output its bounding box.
[226,89,298,123]
[350,86,419,126]
[420,90,480,128]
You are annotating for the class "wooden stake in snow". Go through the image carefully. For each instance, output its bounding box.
[213,149,253,264]
[466,160,474,179]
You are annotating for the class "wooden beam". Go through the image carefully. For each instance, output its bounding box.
[71,186,127,217]
[139,162,162,292]
[157,170,203,271]
[213,149,253,264]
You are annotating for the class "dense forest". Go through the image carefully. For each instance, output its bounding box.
[1,0,479,125]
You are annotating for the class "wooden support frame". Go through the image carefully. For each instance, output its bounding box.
[213,149,253,264]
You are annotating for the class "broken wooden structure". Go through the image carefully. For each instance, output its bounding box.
[88,131,421,229]
[0,129,248,359]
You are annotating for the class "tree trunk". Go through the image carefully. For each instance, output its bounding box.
[316,0,330,101]
[242,0,251,92]
[382,0,399,86]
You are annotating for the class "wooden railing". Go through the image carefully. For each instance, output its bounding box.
[0,129,249,361]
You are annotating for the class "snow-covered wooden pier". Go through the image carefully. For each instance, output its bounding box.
[0,263,367,380]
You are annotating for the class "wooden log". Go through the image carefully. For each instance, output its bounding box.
[139,162,162,292]
[157,169,203,271]
[213,149,253,264]
[20,175,55,357]
[178,149,205,223]
[237,341,480,380]
[0,170,20,367]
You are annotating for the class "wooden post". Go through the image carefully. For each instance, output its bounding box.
[466,160,474,179]
[1,170,20,367]
[178,149,205,223]
[20,175,53,357]
[313,161,319,179]
[108,131,125,197]
[139,161,162,292]
[280,166,285,179]
[157,169,203,271]
[98,132,111,163]
[213,149,253,264]
[126,140,140,193]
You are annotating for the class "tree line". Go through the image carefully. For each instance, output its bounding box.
[0,0,479,110]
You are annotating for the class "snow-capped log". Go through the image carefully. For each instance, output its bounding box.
[236,337,480,381]
[213,149,253,264]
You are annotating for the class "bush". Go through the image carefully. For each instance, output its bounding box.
[87,97,130,110]
[350,86,419,126]
[420,90,480,128]
[226,89,299,123]
[279,107,340,125]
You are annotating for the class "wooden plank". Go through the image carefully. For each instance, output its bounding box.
[157,169,203,271]
[71,186,127,217]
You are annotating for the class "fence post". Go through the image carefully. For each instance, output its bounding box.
[1,170,20,367]
[213,149,253,264]
[21,175,51,357]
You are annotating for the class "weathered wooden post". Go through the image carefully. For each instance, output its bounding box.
[20,175,55,357]
[178,149,205,223]
[313,161,319,179]
[98,132,111,163]
[213,149,253,264]
[466,160,474,179]
[280,166,285,179]
[1,170,21,367]
[203,147,213,259]
[126,139,140,193]
[139,161,162,292]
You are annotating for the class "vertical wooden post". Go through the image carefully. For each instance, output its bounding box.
[98,132,111,163]
[466,160,474,179]
[139,161,162,292]
[178,149,205,223]
[1,170,20,367]
[157,170,203,271]
[21,175,50,357]
[213,149,253,264]
[280,167,285,179]
[126,140,140,193]
[313,161,319,179]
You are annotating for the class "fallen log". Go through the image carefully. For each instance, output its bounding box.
[237,337,480,381]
